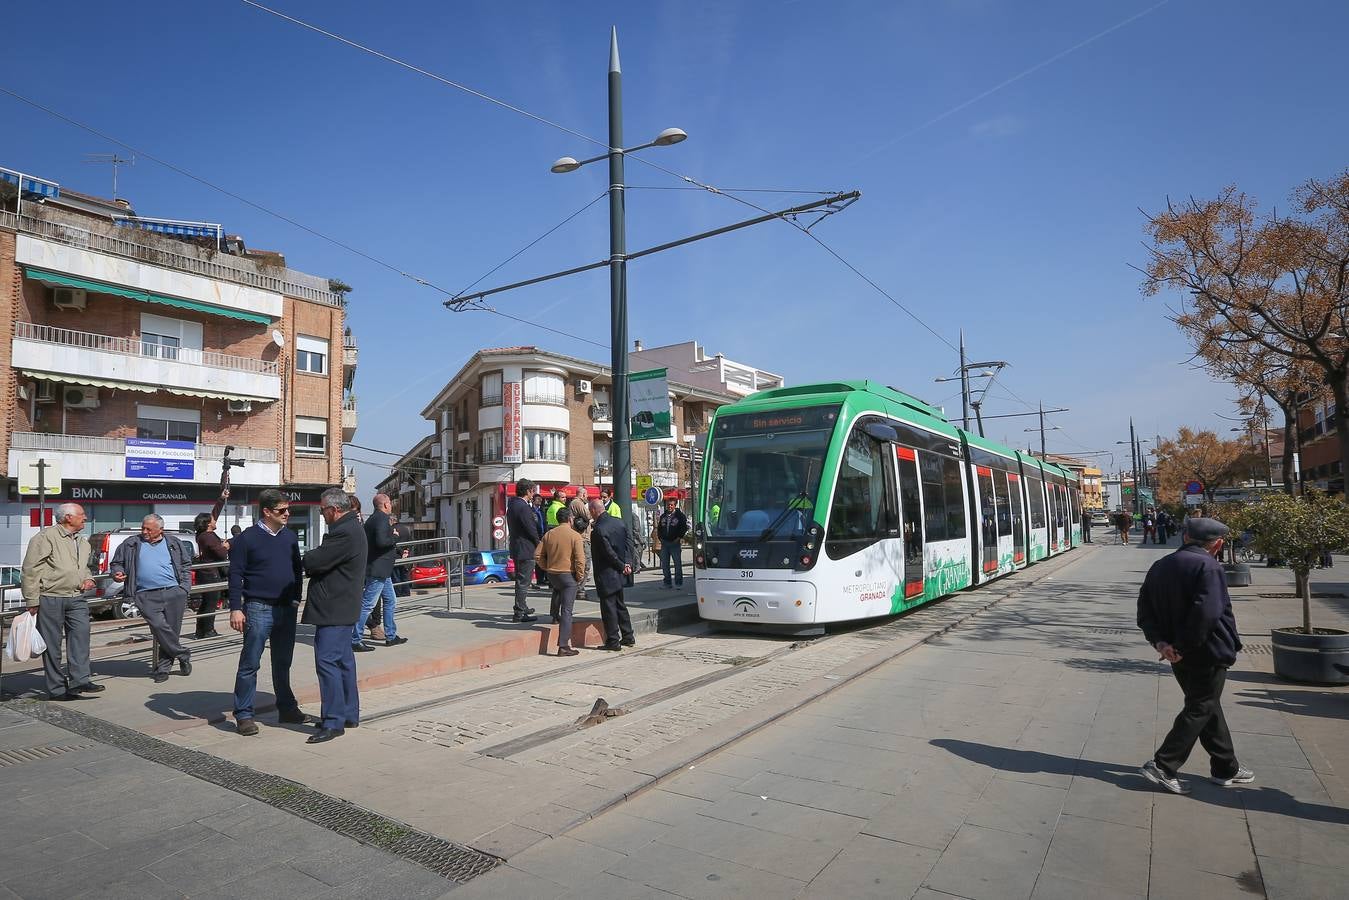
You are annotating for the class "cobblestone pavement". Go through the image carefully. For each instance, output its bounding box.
[453,543,1349,899]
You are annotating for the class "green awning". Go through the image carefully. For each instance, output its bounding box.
[24,267,273,325]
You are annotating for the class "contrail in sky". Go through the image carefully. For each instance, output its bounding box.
[860,0,1172,159]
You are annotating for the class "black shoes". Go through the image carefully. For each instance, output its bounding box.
[620,638,637,648]
[152,672,169,684]
[513,614,538,623]
[72,682,105,694]
[237,718,259,736]
[385,636,408,647]
[307,728,344,744]
[598,643,622,651]
[48,692,85,701]
[179,657,193,677]
[193,630,221,639]
[277,709,310,725]
[352,643,374,653]
[557,647,579,657]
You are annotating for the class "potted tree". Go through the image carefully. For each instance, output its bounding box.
[1235,492,1349,684]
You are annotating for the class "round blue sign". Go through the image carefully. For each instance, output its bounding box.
[644,486,662,505]
[1185,480,1204,495]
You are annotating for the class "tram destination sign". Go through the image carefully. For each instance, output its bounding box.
[717,404,840,436]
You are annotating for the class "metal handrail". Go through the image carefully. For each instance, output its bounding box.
[15,321,280,375]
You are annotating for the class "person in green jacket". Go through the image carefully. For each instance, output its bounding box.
[600,488,622,519]
[545,489,566,531]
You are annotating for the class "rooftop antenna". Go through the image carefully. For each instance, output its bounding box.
[84,153,135,197]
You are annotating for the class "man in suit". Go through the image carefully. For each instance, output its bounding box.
[110,514,195,684]
[588,498,635,651]
[506,479,540,623]
[355,493,406,651]
[303,489,368,744]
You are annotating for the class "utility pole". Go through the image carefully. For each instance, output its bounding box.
[35,458,49,527]
[1039,403,1047,457]
[959,329,970,431]
[1129,418,1140,515]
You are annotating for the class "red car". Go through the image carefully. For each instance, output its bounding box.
[410,550,514,587]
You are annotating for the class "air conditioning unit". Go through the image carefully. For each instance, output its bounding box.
[35,381,57,403]
[52,287,87,310]
[227,400,253,414]
[63,386,100,409]
[577,379,593,394]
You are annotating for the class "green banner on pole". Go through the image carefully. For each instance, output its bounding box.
[629,368,671,441]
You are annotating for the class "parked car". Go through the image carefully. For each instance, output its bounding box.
[410,550,513,587]
[1090,510,1111,527]
[89,529,201,619]
[2,564,24,615]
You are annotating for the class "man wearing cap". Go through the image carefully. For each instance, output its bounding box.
[1136,517,1252,795]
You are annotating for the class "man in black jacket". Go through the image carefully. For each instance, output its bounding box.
[356,493,406,650]
[1137,517,1252,794]
[589,499,635,650]
[303,489,368,744]
[657,497,690,588]
[507,479,540,623]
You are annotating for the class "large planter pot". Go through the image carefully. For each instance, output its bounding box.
[1224,563,1252,587]
[1271,627,1349,685]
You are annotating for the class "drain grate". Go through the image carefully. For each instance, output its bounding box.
[0,743,93,767]
[1242,643,1272,655]
[13,702,499,883]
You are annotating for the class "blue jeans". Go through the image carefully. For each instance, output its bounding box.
[660,542,684,585]
[313,624,359,730]
[232,601,298,720]
[355,577,397,645]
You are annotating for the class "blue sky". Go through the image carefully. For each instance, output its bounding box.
[5,0,1347,490]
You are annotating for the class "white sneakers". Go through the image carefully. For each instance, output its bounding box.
[1211,767,1256,787]
[1141,760,1256,793]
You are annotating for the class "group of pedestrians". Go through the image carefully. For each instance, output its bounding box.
[507,479,637,655]
[18,489,411,745]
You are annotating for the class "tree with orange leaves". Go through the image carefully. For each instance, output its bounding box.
[1154,427,1252,506]
[1142,171,1349,486]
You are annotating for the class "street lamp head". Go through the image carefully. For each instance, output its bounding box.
[652,127,688,146]
[550,156,582,174]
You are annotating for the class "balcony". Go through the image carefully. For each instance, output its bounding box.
[7,432,280,486]
[342,396,358,442]
[2,209,343,307]
[13,321,281,401]
[590,402,612,434]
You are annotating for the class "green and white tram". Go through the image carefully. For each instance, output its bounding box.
[694,381,1081,634]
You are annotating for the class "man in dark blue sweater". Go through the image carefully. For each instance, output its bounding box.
[229,489,307,736]
[1137,517,1251,794]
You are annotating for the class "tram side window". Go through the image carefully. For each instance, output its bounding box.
[1027,476,1046,528]
[918,452,948,542]
[942,455,967,540]
[993,470,1012,537]
[825,429,896,559]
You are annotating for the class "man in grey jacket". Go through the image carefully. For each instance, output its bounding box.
[112,514,195,683]
[21,503,98,700]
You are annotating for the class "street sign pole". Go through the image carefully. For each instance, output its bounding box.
[35,457,49,529]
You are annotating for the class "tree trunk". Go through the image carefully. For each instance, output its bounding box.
[1296,568,1313,634]
[1278,401,1296,495]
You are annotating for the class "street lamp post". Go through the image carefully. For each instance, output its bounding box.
[550,28,687,558]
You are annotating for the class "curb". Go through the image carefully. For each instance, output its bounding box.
[469,545,1100,860]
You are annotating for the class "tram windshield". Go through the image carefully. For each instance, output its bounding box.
[705,405,839,540]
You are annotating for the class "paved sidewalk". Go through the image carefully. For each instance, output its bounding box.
[0,706,472,899]
[456,541,1349,899]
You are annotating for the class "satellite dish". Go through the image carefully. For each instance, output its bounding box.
[271,329,285,348]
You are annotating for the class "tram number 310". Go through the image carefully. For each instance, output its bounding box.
[740,570,755,578]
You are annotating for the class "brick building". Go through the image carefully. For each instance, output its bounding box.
[1,165,356,559]
[416,343,776,551]
[1296,396,1340,493]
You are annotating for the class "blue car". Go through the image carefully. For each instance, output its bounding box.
[411,549,513,587]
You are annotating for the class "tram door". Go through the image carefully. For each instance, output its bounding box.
[895,447,925,601]
[1006,472,1026,565]
[976,466,998,576]
[1051,484,1066,550]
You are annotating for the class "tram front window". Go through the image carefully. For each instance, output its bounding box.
[706,406,837,541]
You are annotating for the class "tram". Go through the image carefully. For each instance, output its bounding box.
[694,381,1082,634]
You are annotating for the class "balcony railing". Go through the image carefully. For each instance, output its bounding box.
[1,209,344,307]
[15,321,280,375]
[10,431,277,463]
[524,392,568,407]
[591,403,612,422]
[524,450,569,463]
[481,393,502,407]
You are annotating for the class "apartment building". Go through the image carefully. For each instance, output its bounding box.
[373,434,438,540]
[1296,396,1340,493]
[417,343,767,551]
[0,165,356,559]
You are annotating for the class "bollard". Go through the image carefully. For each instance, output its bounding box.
[1223,563,1252,588]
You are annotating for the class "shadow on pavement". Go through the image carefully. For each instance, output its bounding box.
[1059,657,1165,676]
[930,738,1349,825]
[1236,688,1349,721]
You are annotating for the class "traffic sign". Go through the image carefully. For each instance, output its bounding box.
[18,456,63,496]
[492,515,505,528]
[643,486,661,506]
[636,474,653,494]
[493,527,505,540]
[1185,480,1204,495]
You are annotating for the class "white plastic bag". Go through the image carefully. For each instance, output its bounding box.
[4,610,42,662]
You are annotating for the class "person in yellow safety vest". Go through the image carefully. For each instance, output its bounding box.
[599,488,622,519]
[709,502,721,526]
[545,489,566,531]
